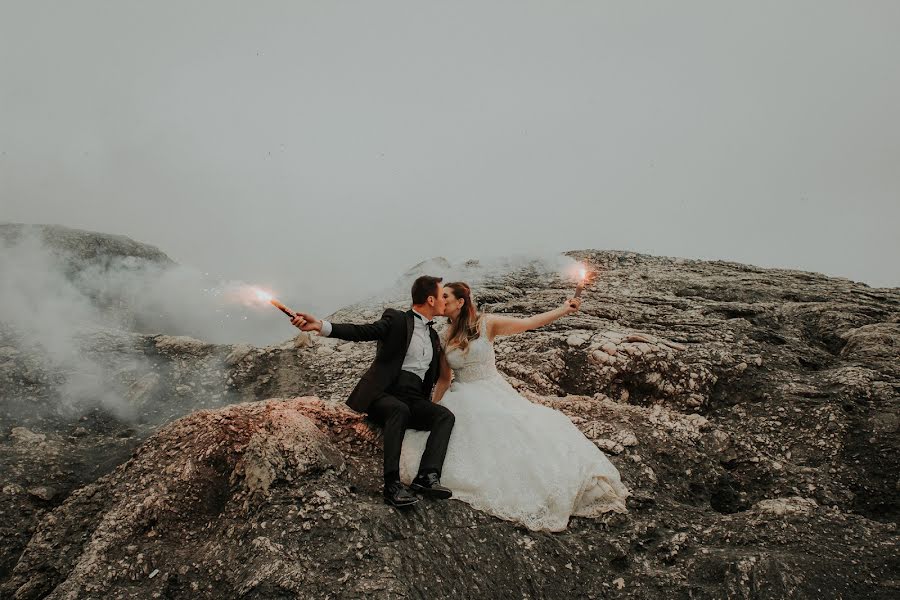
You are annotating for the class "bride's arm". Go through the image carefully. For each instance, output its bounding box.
[486,298,581,340]
[431,351,453,404]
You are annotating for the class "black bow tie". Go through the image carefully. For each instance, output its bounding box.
[413,313,434,328]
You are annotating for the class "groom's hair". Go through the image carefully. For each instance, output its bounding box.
[411,275,443,305]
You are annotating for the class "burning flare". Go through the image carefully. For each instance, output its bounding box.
[574,265,588,299]
[250,287,296,318]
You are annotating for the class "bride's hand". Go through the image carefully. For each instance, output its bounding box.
[563,298,581,314]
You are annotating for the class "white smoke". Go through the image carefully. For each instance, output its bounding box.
[0,230,321,419]
[0,232,139,417]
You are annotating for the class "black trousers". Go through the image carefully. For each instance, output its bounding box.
[366,370,455,483]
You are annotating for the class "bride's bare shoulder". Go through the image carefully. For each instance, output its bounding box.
[479,314,496,342]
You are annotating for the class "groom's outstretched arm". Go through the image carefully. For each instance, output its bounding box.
[325,309,396,343]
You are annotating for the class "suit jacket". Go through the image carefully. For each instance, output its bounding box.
[329,308,442,413]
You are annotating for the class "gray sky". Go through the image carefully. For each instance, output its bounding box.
[2,1,899,315]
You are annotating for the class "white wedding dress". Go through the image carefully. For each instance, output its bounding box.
[399,320,629,532]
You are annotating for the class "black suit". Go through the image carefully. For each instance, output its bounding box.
[329,308,455,482]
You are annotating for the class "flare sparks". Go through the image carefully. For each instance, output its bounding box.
[253,288,297,319]
[574,266,587,299]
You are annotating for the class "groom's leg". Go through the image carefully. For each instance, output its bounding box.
[407,401,455,476]
[367,394,411,483]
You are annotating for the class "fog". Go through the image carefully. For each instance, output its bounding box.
[2,1,899,325]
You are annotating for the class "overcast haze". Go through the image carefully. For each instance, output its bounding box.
[2,1,899,317]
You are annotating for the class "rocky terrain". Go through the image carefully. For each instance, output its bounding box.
[1,226,897,598]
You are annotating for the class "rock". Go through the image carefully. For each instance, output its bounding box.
[154,335,212,356]
[590,350,610,364]
[752,497,819,516]
[293,332,313,349]
[224,344,253,366]
[622,344,640,356]
[614,431,639,447]
[26,486,56,501]
[703,429,732,456]
[841,323,900,362]
[231,401,345,507]
[624,333,656,344]
[127,373,159,407]
[604,331,625,344]
[566,334,587,347]
[594,439,625,455]
[3,483,25,495]
[871,411,899,434]
[659,339,687,351]
[685,414,710,431]
[10,427,46,445]
[0,223,174,268]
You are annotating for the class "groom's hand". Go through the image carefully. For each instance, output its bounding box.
[291,312,322,332]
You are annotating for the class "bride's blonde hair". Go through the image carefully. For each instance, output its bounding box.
[444,282,483,353]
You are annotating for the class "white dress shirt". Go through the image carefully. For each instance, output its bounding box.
[319,310,434,380]
[401,310,434,380]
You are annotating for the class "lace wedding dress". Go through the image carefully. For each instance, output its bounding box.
[399,320,629,532]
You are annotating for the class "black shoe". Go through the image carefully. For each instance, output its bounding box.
[384,481,419,508]
[410,472,453,499]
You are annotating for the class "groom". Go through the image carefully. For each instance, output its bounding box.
[291,275,455,508]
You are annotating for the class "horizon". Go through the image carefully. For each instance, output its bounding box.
[5,219,895,292]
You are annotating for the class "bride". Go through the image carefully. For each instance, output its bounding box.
[399,282,629,532]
